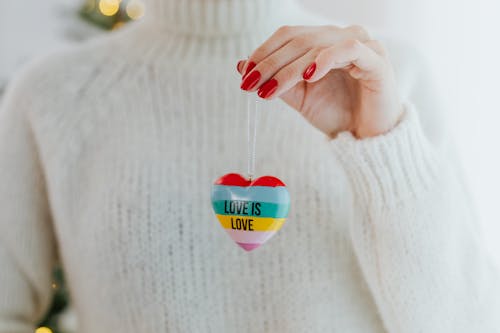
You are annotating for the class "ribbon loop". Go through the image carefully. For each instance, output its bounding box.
[247,96,258,181]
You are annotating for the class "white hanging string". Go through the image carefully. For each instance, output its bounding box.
[247,96,258,181]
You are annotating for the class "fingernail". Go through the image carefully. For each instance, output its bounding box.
[303,62,317,80]
[243,61,256,79]
[236,60,245,73]
[240,70,261,91]
[257,79,278,99]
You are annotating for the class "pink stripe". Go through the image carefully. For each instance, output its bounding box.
[236,242,261,251]
[224,228,276,244]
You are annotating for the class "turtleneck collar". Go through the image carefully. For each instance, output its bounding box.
[114,0,322,62]
[141,0,301,37]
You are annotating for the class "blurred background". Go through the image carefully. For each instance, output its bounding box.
[1,0,498,332]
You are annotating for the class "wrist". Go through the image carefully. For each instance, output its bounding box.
[355,107,405,139]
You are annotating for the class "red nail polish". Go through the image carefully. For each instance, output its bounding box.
[240,71,261,91]
[243,61,256,79]
[303,62,316,80]
[257,79,278,99]
[237,60,245,73]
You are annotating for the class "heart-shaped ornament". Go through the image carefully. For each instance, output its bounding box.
[211,173,290,251]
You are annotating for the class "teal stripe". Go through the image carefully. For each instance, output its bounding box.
[211,185,290,204]
[212,200,289,218]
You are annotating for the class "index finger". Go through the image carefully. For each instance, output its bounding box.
[243,24,371,78]
[243,25,301,77]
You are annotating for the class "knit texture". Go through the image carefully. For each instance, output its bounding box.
[0,0,498,332]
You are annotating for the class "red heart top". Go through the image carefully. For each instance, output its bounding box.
[214,173,286,187]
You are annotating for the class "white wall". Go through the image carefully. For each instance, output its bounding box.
[0,0,99,91]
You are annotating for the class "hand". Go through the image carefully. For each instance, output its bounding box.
[237,25,404,139]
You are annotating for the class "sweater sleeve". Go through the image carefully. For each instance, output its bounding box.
[0,71,58,332]
[330,101,500,332]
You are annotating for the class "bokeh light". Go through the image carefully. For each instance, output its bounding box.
[98,0,121,16]
[35,327,53,333]
[126,0,145,20]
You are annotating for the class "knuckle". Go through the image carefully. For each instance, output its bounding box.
[345,24,370,40]
[366,39,388,56]
[326,24,341,32]
[345,38,362,51]
[276,25,294,36]
[309,47,327,63]
[290,34,313,48]
[310,46,324,56]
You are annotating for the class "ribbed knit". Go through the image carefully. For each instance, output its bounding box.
[143,0,297,36]
[0,0,498,332]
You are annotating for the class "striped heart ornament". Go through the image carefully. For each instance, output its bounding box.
[211,173,290,251]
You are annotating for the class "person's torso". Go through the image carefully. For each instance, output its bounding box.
[28,37,387,331]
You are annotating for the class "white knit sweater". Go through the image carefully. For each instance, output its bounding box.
[1,0,498,332]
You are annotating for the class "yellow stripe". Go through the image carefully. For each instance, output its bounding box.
[216,214,285,232]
